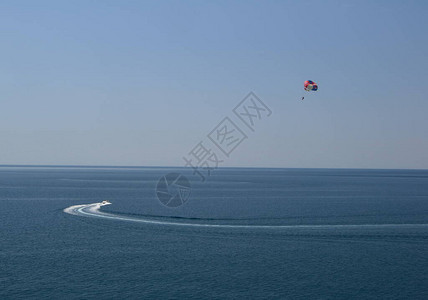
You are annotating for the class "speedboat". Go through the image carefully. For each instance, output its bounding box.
[100,200,112,206]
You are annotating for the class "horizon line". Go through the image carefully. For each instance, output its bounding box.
[0,164,427,171]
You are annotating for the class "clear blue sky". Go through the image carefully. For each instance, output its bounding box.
[1,0,427,168]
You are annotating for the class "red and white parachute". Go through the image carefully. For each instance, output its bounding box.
[304,80,318,91]
[301,80,318,100]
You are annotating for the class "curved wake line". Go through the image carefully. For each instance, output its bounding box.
[64,203,428,229]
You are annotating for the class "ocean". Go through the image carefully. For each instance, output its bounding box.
[0,166,427,299]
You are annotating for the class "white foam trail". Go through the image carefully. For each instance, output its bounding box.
[64,203,428,229]
[63,204,87,216]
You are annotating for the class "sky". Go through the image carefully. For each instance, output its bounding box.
[1,0,427,168]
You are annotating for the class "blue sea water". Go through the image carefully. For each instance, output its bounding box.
[0,166,427,299]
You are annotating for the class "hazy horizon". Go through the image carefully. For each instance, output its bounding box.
[1,164,427,171]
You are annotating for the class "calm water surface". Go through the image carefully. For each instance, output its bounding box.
[1,167,427,299]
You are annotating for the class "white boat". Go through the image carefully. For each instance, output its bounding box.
[100,200,112,206]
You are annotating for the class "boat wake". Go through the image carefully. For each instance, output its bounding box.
[64,202,428,229]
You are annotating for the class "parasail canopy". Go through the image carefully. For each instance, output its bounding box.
[304,80,318,92]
